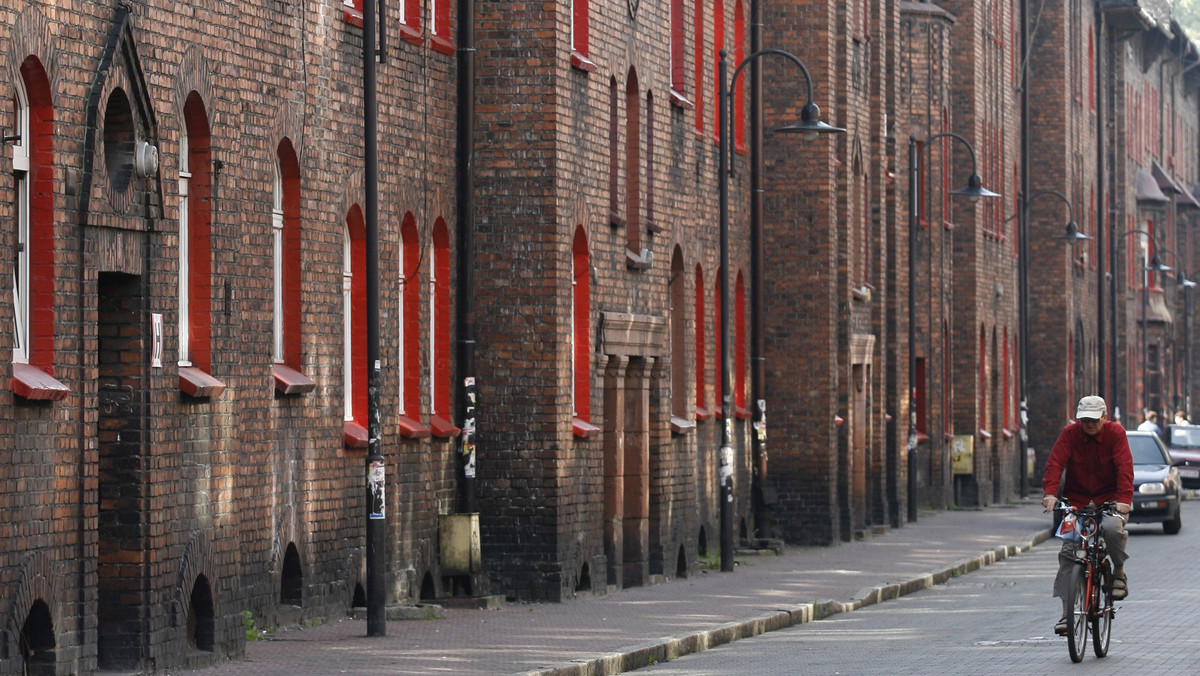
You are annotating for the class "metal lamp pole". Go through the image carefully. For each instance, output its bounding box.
[718,47,842,571]
[906,132,998,522]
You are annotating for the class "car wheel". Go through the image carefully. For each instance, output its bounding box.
[1164,506,1183,535]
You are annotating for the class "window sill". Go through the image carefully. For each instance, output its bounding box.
[570,51,598,73]
[695,406,714,421]
[343,6,364,28]
[669,90,694,110]
[398,24,423,47]
[670,415,696,436]
[398,415,431,439]
[979,428,992,439]
[179,366,226,399]
[431,35,455,56]
[609,211,626,228]
[431,414,461,438]
[916,431,931,443]
[573,417,601,439]
[626,248,651,270]
[344,421,369,449]
[273,364,316,396]
[11,363,70,401]
[944,432,956,442]
[1002,428,1015,440]
[735,405,751,420]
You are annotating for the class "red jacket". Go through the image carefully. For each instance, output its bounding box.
[1041,420,1134,506]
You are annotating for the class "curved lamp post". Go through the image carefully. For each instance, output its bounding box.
[1017,189,1083,497]
[718,47,842,571]
[906,132,999,522]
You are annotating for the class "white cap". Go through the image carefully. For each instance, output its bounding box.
[1075,395,1106,420]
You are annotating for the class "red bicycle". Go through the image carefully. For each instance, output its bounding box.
[1056,501,1118,662]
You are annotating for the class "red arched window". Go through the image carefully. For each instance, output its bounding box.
[625,69,642,258]
[342,206,369,449]
[694,0,705,134]
[735,271,747,416]
[695,265,709,417]
[11,56,68,400]
[712,0,725,144]
[734,0,746,153]
[397,213,428,437]
[430,218,459,437]
[572,227,596,438]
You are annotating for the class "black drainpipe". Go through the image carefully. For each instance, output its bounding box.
[749,0,769,540]
[455,0,478,515]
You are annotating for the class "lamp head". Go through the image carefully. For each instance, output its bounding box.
[1146,253,1173,273]
[1056,221,1092,241]
[774,101,845,141]
[953,173,1001,203]
[1181,277,1198,289]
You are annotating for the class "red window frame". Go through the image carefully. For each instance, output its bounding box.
[399,0,422,45]
[431,0,455,55]
[695,265,709,418]
[712,0,725,145]
[572,227,593,428]
[342,0,364,28]
[431,218,459,437]
[694,0,705,135]
[733,0,746,153]
[734,271,747,417]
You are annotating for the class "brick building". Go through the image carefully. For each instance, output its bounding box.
[4,0,1200,674]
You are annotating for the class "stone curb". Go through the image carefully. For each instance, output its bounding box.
[518,527,1053,676]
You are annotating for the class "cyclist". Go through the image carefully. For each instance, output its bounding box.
[1041,395,1133,636]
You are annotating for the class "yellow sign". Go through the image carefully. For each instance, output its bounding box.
[952,435,974,475]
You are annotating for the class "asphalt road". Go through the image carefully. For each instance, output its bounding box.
[640,499,1200,675]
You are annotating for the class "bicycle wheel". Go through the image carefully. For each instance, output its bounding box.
[1066,564,1088,663]
[1092,560,1112,657]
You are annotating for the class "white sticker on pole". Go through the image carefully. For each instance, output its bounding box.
[368,460,385,520]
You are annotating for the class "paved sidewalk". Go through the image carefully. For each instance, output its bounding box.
[179,500,1052,676]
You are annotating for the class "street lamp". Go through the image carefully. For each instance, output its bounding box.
[1017,189,1084,497]
[906,132,999,522]
[718,47,842,572]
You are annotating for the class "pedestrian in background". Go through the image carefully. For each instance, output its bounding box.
[1137,410,1161,435]
[1174,410,1189,425]
[1041,395,1133,636]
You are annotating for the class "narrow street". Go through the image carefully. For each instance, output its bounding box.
[641,500,1200,675]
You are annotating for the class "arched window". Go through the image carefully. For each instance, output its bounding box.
[343,207,368,449]
[398,214,428,436]
[735,270,747,415]
[713,270,722,416]
[271,140,314,395]
[10,56,67,400]
[572,227,595,437]
[712,0,725,144]
[430,218,459,437]
[695,264,708,417]
[670,0,686,98]
[670,248,689,421]
[625,69,642,258]
[177,93,225,398]
[733,0,745,152]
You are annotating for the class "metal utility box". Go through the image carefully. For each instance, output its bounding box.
[439,513,481,575]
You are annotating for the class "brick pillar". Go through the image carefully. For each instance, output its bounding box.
[603,355,629,588]
[622,357,651,588]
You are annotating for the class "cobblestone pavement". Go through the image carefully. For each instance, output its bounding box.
[641,499,1200,675]
[177,499,1054,676]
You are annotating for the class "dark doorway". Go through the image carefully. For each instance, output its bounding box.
[280,543,303,606]
[96,272,147,670]
[188,575,215,652]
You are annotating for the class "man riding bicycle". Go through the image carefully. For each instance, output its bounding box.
[1041,395,1133,636]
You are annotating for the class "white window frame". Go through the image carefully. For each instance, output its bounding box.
[178,132,192,366]
[432,0,443,37]
[344,226,354,421]
[12,78,30,364]
[272,162,285,364]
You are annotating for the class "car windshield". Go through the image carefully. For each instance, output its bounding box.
[1128,434,1169,465]
[1169,425,1200,448]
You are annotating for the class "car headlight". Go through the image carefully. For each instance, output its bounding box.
[1138,482,1167,495]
